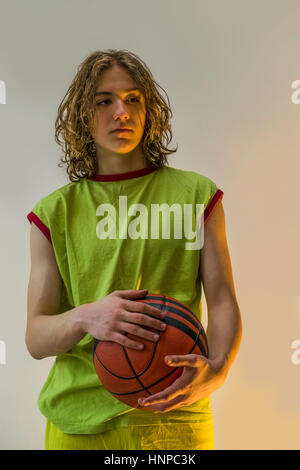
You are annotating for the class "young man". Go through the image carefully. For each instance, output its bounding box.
[26,49,242,450]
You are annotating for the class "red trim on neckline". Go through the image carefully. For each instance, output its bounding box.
[87,166,158,182]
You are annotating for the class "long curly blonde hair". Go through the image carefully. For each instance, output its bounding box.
[55,49,178,182]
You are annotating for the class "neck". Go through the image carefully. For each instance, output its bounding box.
[95,148,150,175]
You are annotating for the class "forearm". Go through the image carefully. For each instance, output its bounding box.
[206,295,242,371]
[25,304,88,360]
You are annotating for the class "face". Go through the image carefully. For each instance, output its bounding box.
[92,65,147,159]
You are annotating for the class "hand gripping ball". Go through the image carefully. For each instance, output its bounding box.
[93,293,209,408]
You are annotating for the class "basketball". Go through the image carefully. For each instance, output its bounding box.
[93,293,209,408]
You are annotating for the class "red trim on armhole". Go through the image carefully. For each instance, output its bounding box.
[204,189,224,224]
[27,212,52,245]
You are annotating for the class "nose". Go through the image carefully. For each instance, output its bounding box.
[113,99,130,120]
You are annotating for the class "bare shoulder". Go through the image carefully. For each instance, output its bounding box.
[30,222,55,260]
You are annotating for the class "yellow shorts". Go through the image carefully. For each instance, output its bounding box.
[45,418,214,450]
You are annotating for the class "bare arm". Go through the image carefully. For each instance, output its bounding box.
[26,223,167,360]
[200,200,242,372]
[25,223,87,360]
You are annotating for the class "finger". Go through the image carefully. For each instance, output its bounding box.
[165,354,208,368]
[121,314,166,337]
[117,289,148,298]
[124,299,165,319]
[111,332,144,351]
[139,378,187,406]
[146,394,187,413]
[118,321,160,343]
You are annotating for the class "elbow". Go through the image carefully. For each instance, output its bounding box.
[26,345,42,361]
[25,336,43,360]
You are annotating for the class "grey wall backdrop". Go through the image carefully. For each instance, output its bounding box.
[0,0,300,449]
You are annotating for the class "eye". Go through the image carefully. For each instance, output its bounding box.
[96,99,111,106]
[128,96,140,103]
[96,96,140,106]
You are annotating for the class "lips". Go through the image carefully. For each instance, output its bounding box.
[112,128,132,132]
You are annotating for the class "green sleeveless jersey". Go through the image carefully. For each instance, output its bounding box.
[27,164,224,434]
